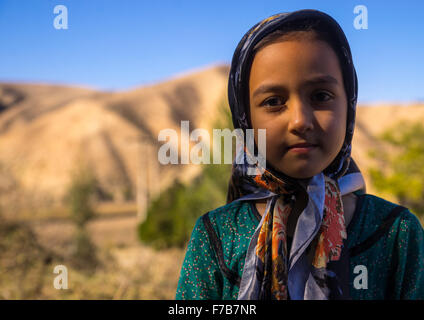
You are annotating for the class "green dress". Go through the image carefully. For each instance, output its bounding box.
[175,192,424,300]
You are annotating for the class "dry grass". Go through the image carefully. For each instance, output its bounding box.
[1,197,422,300]
[0,212,185,300]
[35,244,185,300]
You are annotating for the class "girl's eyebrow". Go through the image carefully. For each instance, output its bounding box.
[252,75,339,98]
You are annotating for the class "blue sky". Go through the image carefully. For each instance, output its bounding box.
[0,0,423,103]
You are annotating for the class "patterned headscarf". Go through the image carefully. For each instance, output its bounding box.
[226,10,365,300]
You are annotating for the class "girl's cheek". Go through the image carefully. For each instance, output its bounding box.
[317,111,344,134]
[266,130,286,159]
[313,112,344,154]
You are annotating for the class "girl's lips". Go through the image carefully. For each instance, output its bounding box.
[287,143,317,154]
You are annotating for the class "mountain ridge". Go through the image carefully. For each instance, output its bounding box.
[0,64,423,216]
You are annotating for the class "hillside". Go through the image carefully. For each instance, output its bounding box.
[0,64,229,215]
[0,64,423,217]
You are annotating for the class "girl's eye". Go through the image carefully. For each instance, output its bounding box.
[260,96,286,108]
[311,90,334,103]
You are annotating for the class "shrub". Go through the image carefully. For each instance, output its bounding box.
[138,97,234,249]
[368,121,424,217]
[64,163,99,271]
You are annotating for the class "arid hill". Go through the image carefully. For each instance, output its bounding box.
[0,64,423,216]
[0,64,229,215]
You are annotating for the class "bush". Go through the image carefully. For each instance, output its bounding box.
[368,121,424,216]
[64,163,99,271]
[138,163,231,249]
[0,212,56,298]
[64,165,97,227]
[138,97,234,249]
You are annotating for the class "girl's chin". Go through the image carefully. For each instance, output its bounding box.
[272,164,322,179]
[269,155,328,179]
[287,173,317,179]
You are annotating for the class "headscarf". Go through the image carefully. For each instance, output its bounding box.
[226,9,366,300]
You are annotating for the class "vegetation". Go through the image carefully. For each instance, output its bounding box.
[0,206,183,299]
[138,98,234,249]
[0,210,55,298]
[368,121,424,217]
[64,164,99,271]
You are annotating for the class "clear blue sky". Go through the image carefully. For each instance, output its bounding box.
[0,0,423,103]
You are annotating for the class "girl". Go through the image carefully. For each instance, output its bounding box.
[176,9,424,300]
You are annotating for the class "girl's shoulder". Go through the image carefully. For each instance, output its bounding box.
[353,192,420,226]
[197,200,259,240]
[348,193,424,299]
[204,199,251,220]
[348,192,423,249]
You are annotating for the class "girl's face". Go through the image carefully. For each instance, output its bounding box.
[249,38,347,179]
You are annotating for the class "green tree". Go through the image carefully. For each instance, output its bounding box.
[368,121,424,217]
[138,97,235,249]
[64,164,98,270]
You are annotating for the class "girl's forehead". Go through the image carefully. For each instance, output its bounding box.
[252,39,338,65]
[249,40,344,86]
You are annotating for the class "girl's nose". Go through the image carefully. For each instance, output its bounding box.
[287,98,314,134]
